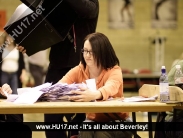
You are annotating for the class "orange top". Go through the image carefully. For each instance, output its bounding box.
[60,63,129,121]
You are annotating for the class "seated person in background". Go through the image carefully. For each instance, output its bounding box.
[0,83,32,138]
[155,55,183,138]
[168,52,183,85]
[171,52,183,67]
[58,32,131,138]
[166,57,183,119]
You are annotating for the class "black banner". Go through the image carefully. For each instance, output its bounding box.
[0,122,183,131]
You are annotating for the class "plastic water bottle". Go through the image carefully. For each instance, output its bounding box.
[174,65,183,90]
[159,66,169,102]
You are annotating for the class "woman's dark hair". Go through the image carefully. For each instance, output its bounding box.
[80,32,119,70]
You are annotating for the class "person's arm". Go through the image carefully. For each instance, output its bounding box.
[65,0,99,18]
[20,69,28,84]
[69,87,102,102]
[58,66,80,84]
[70,66,122,102]
[98,67,123,100]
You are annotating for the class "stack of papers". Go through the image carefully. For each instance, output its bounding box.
[39,83,87,101]
[122,95,158,102]
[7,82,88,104]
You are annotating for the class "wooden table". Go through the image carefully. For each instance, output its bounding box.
[0,99,178,114]
[0,99,180,138]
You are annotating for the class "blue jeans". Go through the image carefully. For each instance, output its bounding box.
[1,71,18,94]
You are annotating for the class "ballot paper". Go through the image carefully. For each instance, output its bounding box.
[85,79,97,102]
[14,89,44,104]
[6,94,19,102]
[86,79,97,91]
[122,95,158,102]
[39,83,87,102]
[13,83,52,104]
[11,82,88,104]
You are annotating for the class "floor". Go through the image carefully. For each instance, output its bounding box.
[23,92,157,138]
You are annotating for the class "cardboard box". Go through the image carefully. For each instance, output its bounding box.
[139,84,183,102]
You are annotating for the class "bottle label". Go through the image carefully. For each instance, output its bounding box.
[175,77,183,84]
[159,83,169,102]
[159,83,169,93]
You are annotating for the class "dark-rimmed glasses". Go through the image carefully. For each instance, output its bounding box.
[81,49,93,55]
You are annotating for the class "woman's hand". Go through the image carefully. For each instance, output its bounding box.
[69,87,102,102]
[16,45,26,54]
[0,84,12,97]
[20,69,28,84]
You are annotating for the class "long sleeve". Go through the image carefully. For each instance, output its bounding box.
[60,64,89,84]
[60,66,80,84]
[98,66,123,100]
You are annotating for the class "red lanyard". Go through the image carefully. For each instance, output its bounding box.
[73,25,76,52]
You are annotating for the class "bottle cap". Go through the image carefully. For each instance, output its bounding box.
[175,65,181,69]
[161,66,165,69]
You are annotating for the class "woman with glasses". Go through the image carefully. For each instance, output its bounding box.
[58,32,131,138]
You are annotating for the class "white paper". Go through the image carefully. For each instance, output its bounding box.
[86,79,96,91]
[17,88,32,95]
[14,89,44,104]
[6,94,19,102]
[13,83,52,104]
[17,83,52,95]
[122,95,158,102]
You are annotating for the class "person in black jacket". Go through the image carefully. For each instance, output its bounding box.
[17,0,99,138]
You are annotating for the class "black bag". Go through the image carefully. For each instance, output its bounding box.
[165,109,183,138]
[4,0,77,56]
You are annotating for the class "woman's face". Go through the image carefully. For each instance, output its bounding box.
[83,40,96,67]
